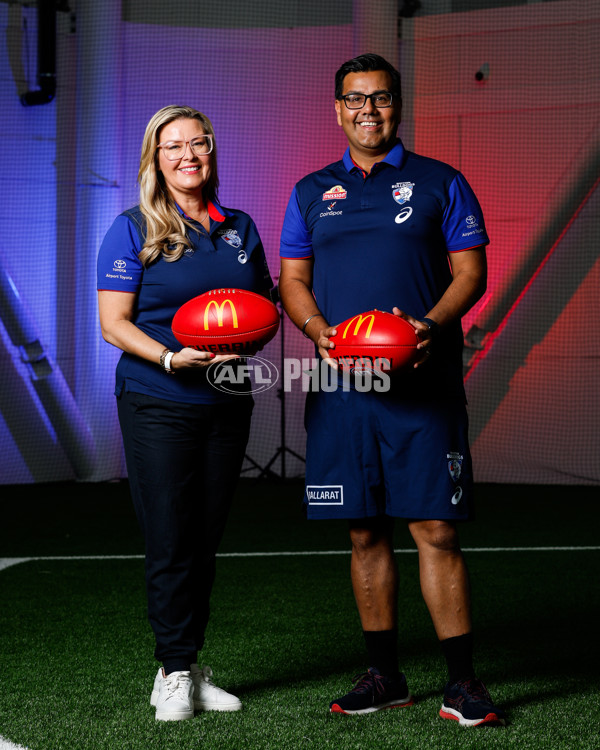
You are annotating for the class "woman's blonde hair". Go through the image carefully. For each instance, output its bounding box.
[137,105,219,266]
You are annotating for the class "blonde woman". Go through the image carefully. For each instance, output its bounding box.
[98,105,273,721]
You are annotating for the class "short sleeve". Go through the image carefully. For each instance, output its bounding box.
[247,217,274,290]
[97,214,144,292]
[442,173,489,252]
[279,186,314,259]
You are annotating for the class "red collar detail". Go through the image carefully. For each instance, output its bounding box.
[350,157,368,179]
[208,201,225,222]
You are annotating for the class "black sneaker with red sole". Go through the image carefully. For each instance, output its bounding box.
[439,677,506,726]
[330,667,414,715]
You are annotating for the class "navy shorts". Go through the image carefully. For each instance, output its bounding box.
[303,387,473,521]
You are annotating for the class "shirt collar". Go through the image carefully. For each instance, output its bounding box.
[175,199,230,223]
[342,140,407,174]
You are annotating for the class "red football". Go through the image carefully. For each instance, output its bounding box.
[172,288,279,354]
[328,310,419,373]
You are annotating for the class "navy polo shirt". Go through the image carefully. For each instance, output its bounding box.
[280,140,489,398]
[98,201,273,403]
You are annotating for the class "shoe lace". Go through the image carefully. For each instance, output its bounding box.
[165,671,191,699]
[350,670,386,697]
[456,678,491,702]
[199,665,215,685]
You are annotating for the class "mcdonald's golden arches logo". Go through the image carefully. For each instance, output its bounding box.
[203,298,239,330]
[342,313,375,339]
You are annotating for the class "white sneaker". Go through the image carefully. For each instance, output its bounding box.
[151,668,194,721]
[191,664,242,712]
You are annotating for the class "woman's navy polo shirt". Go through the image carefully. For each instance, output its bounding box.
[97,201,273,403]
[280,140,489,399]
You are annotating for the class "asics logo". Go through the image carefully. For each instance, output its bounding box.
[451,487,463,505]
[395,207,413,224]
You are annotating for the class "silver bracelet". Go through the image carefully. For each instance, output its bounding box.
[301,313,324,338]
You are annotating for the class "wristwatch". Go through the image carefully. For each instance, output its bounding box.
[159,348,176,374]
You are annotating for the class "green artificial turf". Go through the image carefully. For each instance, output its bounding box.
[1,480,599,749]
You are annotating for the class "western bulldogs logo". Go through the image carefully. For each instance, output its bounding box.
[447,452,463,481]
[219,229,243,249]
[392,182,414,205]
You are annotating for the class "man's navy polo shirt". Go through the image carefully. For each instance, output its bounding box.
[280,141,489,398]
[98,201,273,403]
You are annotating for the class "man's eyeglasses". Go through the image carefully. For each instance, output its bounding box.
[156,135,214,160]
[339,92,394,110]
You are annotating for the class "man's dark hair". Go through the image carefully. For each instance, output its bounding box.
[335,53,402,103]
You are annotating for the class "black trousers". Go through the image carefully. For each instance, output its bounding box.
[117,390,253,673]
